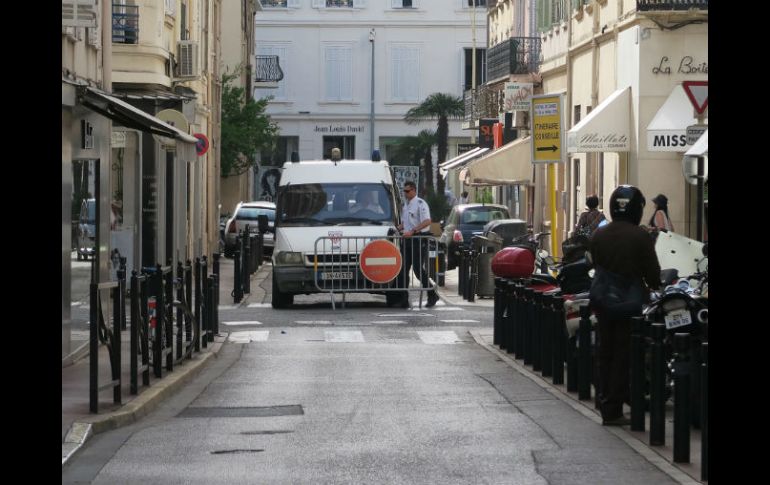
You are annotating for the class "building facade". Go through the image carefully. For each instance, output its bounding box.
[538,0,708,247]
[254,0,489,188]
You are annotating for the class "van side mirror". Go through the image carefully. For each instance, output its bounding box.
[257,214,269,233]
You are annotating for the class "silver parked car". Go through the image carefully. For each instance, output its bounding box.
[223,201,276,258]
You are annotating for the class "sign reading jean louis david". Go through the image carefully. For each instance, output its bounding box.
[531,94,565,163]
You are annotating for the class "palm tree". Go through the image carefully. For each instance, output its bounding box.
[404,93,465,196]
[390,130,436,194]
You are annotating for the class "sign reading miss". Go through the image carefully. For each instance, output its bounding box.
[531,94,564,163]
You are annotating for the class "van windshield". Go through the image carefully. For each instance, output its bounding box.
[277,183,394,226]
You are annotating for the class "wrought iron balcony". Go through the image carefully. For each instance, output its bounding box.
[254,55,284,83]
[263,0,289,7]
[112,3,139,44]
[326,0,353,7]
[464,85,505,122]
[486,37,542,81]
[637,0,708,10]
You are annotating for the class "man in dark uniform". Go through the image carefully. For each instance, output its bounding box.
[395,181,439,308]
[590,185,661,426]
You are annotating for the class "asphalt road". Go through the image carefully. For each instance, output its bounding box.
[63,299,677,485]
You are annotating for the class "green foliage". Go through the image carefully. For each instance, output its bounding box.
[403,93,464,196]
[476,187,494,204]
[220,71,279,177]
[424,189,451,223]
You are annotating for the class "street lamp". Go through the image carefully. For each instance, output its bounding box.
[369,28,375,157]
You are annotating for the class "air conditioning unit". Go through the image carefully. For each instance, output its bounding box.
[177,40,199,78]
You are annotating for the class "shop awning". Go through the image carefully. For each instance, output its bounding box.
[461,136,532,186]
[439,147,490,177]
[567,86,631,152]
[77,85,197,160]
[646,84,708,152]
[684,129,708,157]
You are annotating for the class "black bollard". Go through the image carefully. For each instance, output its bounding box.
[505,281,516,354]
[207,275,216,342]
[194,258,202,352]
[176,262,184,360]
[649,323,666,446]
[630,317,646,432]
[457,250,465,296]
[566,334,578,392]
[577,304,592,401]
[701,342,708,482]
[689,334,702,429]
[552,295,565,386]
[468,250,477,302]
[185,261,193,347]
[673,333,691,463]
[493,278,503,346]
[233,248,243,304]
[541,294,553,378]
[532,291,542,372]
[241,232,251,294]
[514,284,525,359]
[523,288,534,365]
[118,258,127,330]
[130,271,139,395]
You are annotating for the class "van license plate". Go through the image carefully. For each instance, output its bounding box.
[664,309,692,330]
[321,271,353,280]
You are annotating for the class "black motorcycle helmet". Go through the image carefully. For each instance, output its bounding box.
[609,185,645,225]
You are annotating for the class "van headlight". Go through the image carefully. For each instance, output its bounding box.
[275,251,304,265]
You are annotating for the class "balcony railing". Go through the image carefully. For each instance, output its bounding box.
[637,0,708,10]
[112,4,139,44]
[326,0,353,7]
[464,85,505,122]
[262,0,288,7]
[254,55,284,83]
[486,37,542,81]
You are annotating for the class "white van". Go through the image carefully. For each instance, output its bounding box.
[271,156,401,308]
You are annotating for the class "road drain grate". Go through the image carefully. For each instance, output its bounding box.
[178,405,304,418]
[211,449,264,455]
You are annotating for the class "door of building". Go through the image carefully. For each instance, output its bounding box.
[323,136,355,160]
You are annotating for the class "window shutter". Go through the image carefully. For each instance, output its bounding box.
[62,0,97,28]
[353,0,366,7]
[312,0,324,8]
[288,0,301,7]
[392,0,401,8]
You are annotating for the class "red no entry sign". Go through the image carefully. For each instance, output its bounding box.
[359,240,402,284]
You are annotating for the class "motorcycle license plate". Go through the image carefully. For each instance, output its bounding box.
[664,309,692,330]
[321,271,353,280]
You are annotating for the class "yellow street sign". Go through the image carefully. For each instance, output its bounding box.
[531,94,564,163]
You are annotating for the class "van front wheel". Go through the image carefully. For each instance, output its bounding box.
[272,275,293,309]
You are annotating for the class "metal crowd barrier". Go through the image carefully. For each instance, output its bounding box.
[312,235,438,309]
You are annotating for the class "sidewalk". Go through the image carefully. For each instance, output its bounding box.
[61,257,272,466]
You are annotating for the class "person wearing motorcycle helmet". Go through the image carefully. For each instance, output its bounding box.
[589,185,661,426]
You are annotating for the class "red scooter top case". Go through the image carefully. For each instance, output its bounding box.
[491,246,535,278]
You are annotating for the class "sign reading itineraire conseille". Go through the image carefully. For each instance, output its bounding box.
[531,94,565,163]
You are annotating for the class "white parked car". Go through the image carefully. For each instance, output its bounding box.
[223,201,276,258]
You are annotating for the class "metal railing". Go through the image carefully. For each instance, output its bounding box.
[254,55,284,82]
[112,4,139,44]
[637,0,708,10]
[262,0,289,7]
[325,0,353,7]
[486,37,542,80]
[312,235,438,309]
[464,84,505,122]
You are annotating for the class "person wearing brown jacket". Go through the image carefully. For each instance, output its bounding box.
[590,185,661,426]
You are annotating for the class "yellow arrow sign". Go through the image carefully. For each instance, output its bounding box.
[531,94,564,163]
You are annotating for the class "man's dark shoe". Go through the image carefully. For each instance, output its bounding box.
[602,416,631,427]
[426,292,439,308]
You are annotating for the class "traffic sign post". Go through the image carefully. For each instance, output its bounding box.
[682,81,708,242]
[359,240,402,284]
[531,94,565,164]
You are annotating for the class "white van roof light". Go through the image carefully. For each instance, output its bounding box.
[372,149,381,162]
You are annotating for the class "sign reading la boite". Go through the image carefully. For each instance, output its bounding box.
[531,94,565,163]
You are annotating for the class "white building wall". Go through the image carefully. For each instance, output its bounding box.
[255,1,487,162]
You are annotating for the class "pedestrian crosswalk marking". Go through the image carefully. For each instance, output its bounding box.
[295,320,333,325]
[438,319,479,323]
[223,321,263,326]
[247,303,272,308]
[417,331,460,345]
[229,331,269,343]
[324,330,365,343]
[374,320,407,324]
[434,307,463,311]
